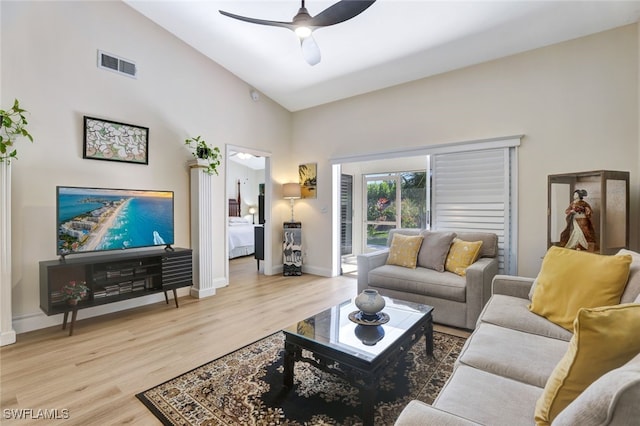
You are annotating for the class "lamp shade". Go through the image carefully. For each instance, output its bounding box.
[283,183,301,199]
[248,206,257,214]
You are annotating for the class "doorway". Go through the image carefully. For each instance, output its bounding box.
[340,174,356,276]
[226,145,272,283]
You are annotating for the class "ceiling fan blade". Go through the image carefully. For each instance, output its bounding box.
[219,10,295,31]
[309,0,376,27]
[301,35,321,66]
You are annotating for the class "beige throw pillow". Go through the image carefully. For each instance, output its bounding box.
[417,231,456,272]
[618,249,640,303]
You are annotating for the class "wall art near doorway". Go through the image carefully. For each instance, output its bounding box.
[299,162,317,199]
[83,116,149,164]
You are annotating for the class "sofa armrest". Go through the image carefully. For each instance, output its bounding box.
[464,257,499,329]
[491,275,535,299]
[395,400,482,426]
[356,249,389,293]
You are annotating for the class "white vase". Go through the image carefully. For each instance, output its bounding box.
[355,289,386,318]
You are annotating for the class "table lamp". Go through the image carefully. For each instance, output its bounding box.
[283,183,301,222]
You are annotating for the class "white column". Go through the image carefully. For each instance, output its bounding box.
[189,160,223,298]
[0,161,16,345]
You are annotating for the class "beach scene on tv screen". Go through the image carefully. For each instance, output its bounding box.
[57,187,174,254]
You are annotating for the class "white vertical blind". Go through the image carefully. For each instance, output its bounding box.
[432,148,514,274]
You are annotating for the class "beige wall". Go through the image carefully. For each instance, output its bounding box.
[1,1,292,325]
[292,24,639,278]
[3,1,639,333]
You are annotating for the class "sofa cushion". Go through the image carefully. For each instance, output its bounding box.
[457,322,569,388]
[552,353,640,426]
[394,400,482,426]
[386,233,423,268]
[368,265,466,302]
[619,249,640,303]
[445,239,483,276]
[534,304,640,426]
[479,295,572,341]
[417,230,456,272]
[529,246,631,331]
[434,364,542,426]
[456,231,498,258]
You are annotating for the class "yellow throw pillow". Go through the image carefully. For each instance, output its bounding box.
[444,239,483,276]
[386,234,424,269]
[534,304,640,426]
[529,246,631,331]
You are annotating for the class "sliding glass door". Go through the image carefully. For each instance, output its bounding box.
[365,174,398,250]
[363,171,427,251]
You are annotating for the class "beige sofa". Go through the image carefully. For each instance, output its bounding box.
[357,229,498,329]
[395,248,640,426]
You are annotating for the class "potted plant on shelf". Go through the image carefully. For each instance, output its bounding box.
[61,280,90,305]
[0,99,34,163]
[185,135,221,175]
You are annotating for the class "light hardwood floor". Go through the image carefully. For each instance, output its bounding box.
[1,257,357,424]
[0,256,467,425]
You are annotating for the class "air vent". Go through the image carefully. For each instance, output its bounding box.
[97,50,137,79]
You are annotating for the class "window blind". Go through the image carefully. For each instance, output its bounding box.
[432,148,515,274]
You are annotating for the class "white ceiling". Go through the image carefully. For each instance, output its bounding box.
[125,1,640,112]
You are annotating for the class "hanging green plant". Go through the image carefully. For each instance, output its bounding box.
[0,99,34,163]
[185,135,221,175]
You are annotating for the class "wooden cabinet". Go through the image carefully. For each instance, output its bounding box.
[254,225,264,270]
[40,248,193,334]
[547,170,629,254]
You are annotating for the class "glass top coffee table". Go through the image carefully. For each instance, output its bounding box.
[282,296,434,426]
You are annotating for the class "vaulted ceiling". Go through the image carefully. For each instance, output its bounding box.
[125,1,640,112]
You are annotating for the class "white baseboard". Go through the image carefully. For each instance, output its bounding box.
[11,287,192,335]
[273,264,332,277]
[1,329,16,346]
[302,264,332,277]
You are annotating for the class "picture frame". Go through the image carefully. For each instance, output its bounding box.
[299,163,317,199]
[83,116,149,164]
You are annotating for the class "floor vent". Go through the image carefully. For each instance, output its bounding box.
[98,50,137,78]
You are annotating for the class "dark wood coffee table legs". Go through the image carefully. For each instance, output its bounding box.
[426,320,434,355]
[283,323,433,426]
[283,340,298,388]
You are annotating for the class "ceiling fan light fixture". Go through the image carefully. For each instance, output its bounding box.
[295,26,312,38]
[219,0,377,65]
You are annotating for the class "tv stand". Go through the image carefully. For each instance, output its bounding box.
[40,247,193,336]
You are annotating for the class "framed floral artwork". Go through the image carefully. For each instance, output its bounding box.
[83,116,149,164]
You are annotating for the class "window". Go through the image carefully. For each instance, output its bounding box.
[363,171,427,251]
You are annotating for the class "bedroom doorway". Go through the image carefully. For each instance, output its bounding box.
[226,146,272,283]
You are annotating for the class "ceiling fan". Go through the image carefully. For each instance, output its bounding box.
[219,0,376,66]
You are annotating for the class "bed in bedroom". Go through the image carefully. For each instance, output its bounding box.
[228,182,255,259]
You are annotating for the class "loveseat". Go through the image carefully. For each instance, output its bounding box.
[357,229,498,330]
[395,247,640,426]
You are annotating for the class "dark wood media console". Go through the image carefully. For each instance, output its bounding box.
[39,247,193,335]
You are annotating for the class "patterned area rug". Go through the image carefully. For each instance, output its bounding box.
[137,331,466,425]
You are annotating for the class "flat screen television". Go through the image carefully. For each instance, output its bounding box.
[57,186,174,257]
